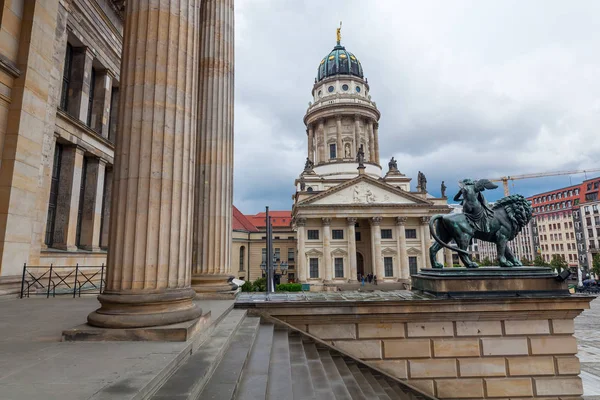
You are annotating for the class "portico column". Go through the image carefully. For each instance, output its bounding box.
[353,115,360,155]
[373,122,380,164]
[444,248,453,267]
[307,126,314,161]
[367,121,374,162]
[336,115,342,159]
[420,216,431,269]
[87,0,202,328]
[318,119,326,163]
[370,217,383,278]
[396,217,409,280]
[322,218,332,281]
[52,145,85,251]
[347,217,357,281]
[192,0,236,294]
[78,157,106,251]
[296,218,307,282]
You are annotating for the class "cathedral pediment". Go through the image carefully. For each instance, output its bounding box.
[298,175,431,207]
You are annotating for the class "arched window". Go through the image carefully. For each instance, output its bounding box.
[239,246,245,271]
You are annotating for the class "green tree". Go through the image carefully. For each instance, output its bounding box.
[520,257,533,266]
[479,257,494,266]
[533,255,548,267]
[550,254,568,272]
[591,253,600,279]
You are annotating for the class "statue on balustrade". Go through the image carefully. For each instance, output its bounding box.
[428,179,532,268]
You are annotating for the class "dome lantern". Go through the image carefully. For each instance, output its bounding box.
[317,25,364,82]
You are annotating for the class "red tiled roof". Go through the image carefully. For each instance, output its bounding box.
[247,211,292,228]
[232,206,259,232]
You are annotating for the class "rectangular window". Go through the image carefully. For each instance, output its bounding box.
[381,229,393,239]
[86,68,96,127]
[384,257,393,277]
[274,248,280,262]
[261,248,267,262]
[287,248,295,261]
[307,229,319,240]
[355,231,361,241]
[60,43,73,110]
[45,144,63,246]
[332,229,344,240]
[309,258,319,278]
[405,229,417,239]
[99,171,108,248]
[239,247,245,271]
[408,256,418,276]
[334,257,344,278]
[75,157,88,247]
[329,143,336,159]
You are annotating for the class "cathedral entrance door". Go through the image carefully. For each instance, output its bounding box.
[357,252,364,276]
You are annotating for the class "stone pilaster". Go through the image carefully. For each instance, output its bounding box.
[296,218,306,282]
[445,247,453,267]
[373,122,380,164]
[78,158,106,251]
[87,0,202,329]
[67,47,94,123]
[192,0,236,294]
[91,70,114,137]
[108,88,119,142]
[322,218,332,282]
[347,217,357,281]
[420,216,431,269]
[100,168,112,249]
[370,217,383,279]
[318,119,326,163]
[396,217,409,280]
[336,115,342,159]
[52,145,85,251]
[353,115,360,155]
[307,126,314,161]
[367,120,374,162]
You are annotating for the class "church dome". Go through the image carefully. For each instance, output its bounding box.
[317,43,364,82]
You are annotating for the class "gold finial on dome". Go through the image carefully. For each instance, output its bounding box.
[336,21,342,45]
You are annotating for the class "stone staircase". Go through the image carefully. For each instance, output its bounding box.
[152,310,435,400]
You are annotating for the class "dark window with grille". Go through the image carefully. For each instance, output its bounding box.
[332,229,344,240]
[329,143,336,159]
[87,68,96,127]
[384,257,393,277]
[239,247,245,271]
[334,257,344,278]
[287,248,295,261]
[405,229,417,239]
[60,43,73,110]
[309,258,319,278]
[307,229,319,240]
[75,158,88,247]
[261,248,266,262]
[45,144,63,246]
[381,229,393,239]
[409,256,418,276]
[355,231,361,241]
[274,248,280,262]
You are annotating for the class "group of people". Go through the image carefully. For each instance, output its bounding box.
[358,273,377,286]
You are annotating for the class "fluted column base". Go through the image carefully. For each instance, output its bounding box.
[191,274,238,295]
[87,288,202,329]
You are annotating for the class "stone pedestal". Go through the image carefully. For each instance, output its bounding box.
[86,0,203,329]
[412,267,569,297]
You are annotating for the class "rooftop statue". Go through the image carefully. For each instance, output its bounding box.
[428,179,533,268]
[356,145,365,167]
[388,157,398,172]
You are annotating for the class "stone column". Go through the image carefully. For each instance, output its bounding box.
[367,120,374,162]
[52,145,85,251]
[192,0,236,294]
[67,47,94,123]
[296,218,306,282]
[396,217,409,279]
[318,119,326,163]
[444,248,453,267]
[322,218,332,281]
[347,217,357,281]
[108,88,119,142]
[420,216,431,269]
[91,70,114,137]
[87,0,202,329]
[373,122,380,165]
[100,168,113,249]
[370,217,383,278]
[336,115,342,159]
[307,125,314,161]
[353,115,360,155]
[79,158,106,251]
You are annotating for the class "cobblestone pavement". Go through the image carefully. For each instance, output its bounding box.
[576,296,600,398]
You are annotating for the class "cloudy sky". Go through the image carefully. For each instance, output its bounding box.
[233,0,600,214]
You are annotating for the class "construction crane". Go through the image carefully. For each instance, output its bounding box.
[490,168,600,196]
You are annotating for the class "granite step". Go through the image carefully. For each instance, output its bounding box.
[266,326,293,400]
[199,316,261,400]
[235,323,274,400]
[331,355,368,400]
[375,374,399,399]
[358,366,391,400]
[151,309,248,400]
[317,349,354,400]
[288,332,317,399]
[346,362,379,398]
[303,341,336,400]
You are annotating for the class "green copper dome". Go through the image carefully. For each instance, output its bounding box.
[317,42,364,82]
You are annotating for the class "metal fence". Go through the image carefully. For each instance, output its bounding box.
[20,263,105,298]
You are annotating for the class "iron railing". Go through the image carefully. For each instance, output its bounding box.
[20,263,105,298]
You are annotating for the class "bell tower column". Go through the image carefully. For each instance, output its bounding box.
[367,120,374,162]
[307,125,314,161]
[318,119,326,163]
[353,115,360,155]
[336,115,343,160]
[373,122,380,165]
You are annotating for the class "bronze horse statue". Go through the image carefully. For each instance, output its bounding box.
[429,179,533,268]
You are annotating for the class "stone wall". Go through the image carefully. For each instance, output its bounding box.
[246,296,592,399]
